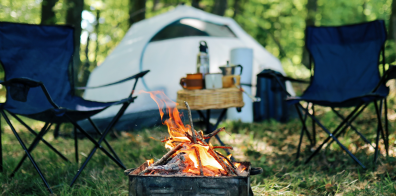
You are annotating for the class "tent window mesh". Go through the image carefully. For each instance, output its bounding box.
[150,18,237,42]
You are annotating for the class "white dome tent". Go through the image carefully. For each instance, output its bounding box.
[81,5,294,130]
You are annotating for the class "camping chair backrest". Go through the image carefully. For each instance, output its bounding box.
[0,22,74,114]
[306,20,387,94]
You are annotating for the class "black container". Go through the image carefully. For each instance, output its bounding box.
[126,162,252,196]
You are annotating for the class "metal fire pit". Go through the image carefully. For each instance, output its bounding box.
[125,162,259,196]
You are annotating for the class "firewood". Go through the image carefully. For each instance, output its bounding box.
[194,147,204,175]
[196,130,208,145]
[203,127,225,139]
[213,146,233,150]
[184,132,194,142]
[138,143,183,175]
[215,151,240,176]
[184,101,197,144]
[207,148,236,176]
[147,160,182,171]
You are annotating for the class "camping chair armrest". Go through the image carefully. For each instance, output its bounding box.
[369,65,396,93]
[257,70,309,84]
[257,69,309,97]
[75,70,150,90]
[385,65,396,81]
[0,77,60,108]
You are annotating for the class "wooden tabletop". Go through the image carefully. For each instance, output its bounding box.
[176,88,244,110]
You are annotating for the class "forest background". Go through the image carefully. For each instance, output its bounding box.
[1,0,395,87]
[1,1,396,195]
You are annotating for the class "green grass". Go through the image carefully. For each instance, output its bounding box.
[0,101,395,195]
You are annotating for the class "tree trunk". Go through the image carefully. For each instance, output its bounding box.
[301,0,317,69]
[389,0,396,41]
[192,0,200,9]
[233,0,240,18]
[129,0,146,27]
[152,0,159,11]
[65,0,84,88]
[41,0,58,25]
[212,0,228,16]
[94,10,100,67]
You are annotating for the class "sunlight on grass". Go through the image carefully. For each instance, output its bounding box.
[0,99,395,195]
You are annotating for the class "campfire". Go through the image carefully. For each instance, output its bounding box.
[125,91,261,195]
[131,91,246,176]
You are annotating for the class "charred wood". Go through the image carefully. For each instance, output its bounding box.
[138,143,183,175]
[204,127,225,139]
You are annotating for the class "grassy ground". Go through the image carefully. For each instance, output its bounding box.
[0,100,395,195]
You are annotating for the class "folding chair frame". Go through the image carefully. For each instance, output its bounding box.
[0,73,145,193]
[262,67,390,169]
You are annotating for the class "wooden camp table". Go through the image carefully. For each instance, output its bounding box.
[176,88,244,160]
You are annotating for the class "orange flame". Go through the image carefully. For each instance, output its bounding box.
[139,90,245,176]
[146,159,154,166]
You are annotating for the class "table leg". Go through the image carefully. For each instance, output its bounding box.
[200,109,235,161]
[206,109,211,134]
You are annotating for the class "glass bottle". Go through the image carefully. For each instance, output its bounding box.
[196,41,209,78]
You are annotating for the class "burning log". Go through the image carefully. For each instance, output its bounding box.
[207,148,236,176]
[185,101,204,175]
[184,101,197,144]
[194,147,204,175]
[213,146,233,150]
[138,143,183,175]
[204,127,226,139]
[215,151,240,176]
[147,160,182,171]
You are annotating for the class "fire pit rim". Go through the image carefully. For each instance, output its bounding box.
[126,161,251,178]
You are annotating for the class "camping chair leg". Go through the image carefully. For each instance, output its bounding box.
[378,101,388,155]
[9,113,71,163]
[53,123,61,139]
[312,104,316,146]
[378,100,389,157]
[384,98,389,157]
[68,117,127,187]
[9,121,53,178]
[299,104,366,168]
[373,101,383,164]
[295,105,306,163]
[0,114,2,173]
[303,109,313,146]
[327,105,370,148]
[296,104,313,146]
[0,111,53,194]
[74,126,78,163]
[331,106,372,147]
[67,102,130,187]
[87,118,123,163]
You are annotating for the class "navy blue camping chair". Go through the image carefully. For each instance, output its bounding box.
[259,20,390,169]
[0,22,149,193]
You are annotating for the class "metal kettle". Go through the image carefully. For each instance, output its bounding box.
[219,61,243,76]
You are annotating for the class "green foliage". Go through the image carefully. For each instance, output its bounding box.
[1,0,395,80]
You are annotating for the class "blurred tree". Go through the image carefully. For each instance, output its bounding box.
[389,0,396,42]
[152,0,160,11]
[301,0,317,69]
[129,0,146,27]
[65,0,84,86]
[192,0,200,9]
[232,0,245,18]
[41,0,59,24]
[212,0,227,16]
